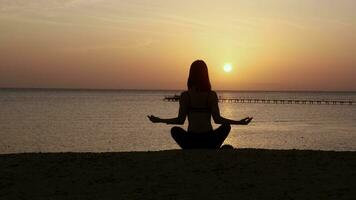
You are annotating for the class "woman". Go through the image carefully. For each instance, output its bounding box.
[148,60,253,149]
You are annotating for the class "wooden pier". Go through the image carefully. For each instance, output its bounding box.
[164,96,355,105]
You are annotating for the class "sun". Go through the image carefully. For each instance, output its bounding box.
[223,63,232,72]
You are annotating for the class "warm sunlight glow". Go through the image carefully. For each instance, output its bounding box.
[0,0,355,90]
[223,63,233,73]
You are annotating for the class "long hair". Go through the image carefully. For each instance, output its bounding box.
[187,60,211,92]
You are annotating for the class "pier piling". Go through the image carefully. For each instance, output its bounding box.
[163,96,355,106]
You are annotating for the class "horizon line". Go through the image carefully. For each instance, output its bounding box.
[0,87,355,93]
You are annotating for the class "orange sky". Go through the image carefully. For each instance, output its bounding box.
[0,0,355,91]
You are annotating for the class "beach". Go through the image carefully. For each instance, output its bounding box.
[1,149,356,199]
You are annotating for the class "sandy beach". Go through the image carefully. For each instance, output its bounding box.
[1,149,356,199]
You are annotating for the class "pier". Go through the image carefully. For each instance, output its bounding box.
[164,96,355,105]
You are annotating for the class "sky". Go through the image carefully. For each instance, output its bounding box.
[0,0,355,91]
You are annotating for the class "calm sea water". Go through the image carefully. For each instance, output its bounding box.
[0,89,355,154]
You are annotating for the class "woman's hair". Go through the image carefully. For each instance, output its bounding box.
[187,60,211,92]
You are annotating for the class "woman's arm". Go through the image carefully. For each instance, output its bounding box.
[148,92,188,125]
[210,92,253,125]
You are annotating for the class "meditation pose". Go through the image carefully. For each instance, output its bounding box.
[148,60,253,149]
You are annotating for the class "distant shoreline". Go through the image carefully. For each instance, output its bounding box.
[1,87,356,93]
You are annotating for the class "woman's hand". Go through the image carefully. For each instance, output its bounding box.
[147,115,162,123]
[239,117,253,125]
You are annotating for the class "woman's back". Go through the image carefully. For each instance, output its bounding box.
[181,90,218,133]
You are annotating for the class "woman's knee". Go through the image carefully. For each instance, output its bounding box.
[218,123,231,133]
[171,127,185,138]
[171,126,184,134]
[223,123,231,132]
[170,127,189,149]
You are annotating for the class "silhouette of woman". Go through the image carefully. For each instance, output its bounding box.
[148,60,253,149]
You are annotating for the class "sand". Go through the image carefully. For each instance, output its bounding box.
[1,149,356,199]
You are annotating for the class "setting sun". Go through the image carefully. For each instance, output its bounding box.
[223,63,233,73]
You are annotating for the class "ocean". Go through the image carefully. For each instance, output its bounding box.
[0,89,355,154]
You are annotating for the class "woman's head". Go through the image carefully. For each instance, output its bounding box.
[187,60,211,92]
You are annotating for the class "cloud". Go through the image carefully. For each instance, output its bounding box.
[0,0,107,28]
[0,0,102,12]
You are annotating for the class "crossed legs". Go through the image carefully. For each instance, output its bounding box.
[171,124,231,149]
